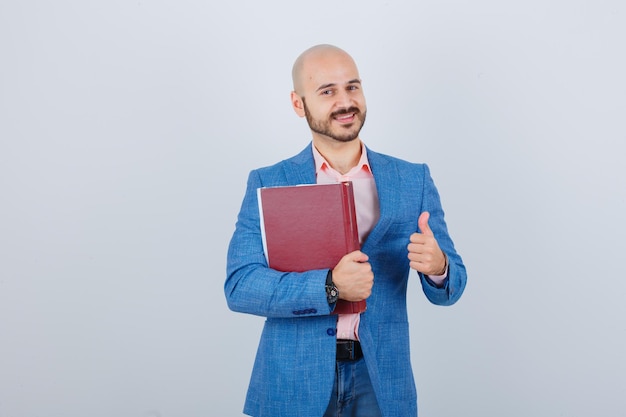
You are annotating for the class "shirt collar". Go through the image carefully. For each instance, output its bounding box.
[312,141,372,177]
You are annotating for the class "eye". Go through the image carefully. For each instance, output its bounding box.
[321,89,334,96]
[347,85,359,91]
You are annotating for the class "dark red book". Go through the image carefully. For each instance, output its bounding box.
[258,182,366,314]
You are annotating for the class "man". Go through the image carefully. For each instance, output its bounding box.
[225,44,467,417]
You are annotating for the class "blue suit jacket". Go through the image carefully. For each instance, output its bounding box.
[225,144,467,417]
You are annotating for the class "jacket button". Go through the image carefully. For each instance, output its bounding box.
[327,328,336,336]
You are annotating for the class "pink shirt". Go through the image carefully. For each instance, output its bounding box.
[313,143,379,340]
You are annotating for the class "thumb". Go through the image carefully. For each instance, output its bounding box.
[346,250,369,263]
[418,211,434,236]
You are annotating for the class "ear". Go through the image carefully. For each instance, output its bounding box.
[290,91,306,118]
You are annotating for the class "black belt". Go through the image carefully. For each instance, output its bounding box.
[336,339,363,361]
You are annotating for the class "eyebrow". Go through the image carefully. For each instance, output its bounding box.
[316,79,361,92]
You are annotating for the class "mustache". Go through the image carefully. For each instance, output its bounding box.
[330,107,361,118]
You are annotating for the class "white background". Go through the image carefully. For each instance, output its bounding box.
[1,1,625,416]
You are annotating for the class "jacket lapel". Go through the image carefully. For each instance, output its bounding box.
[362,148,398,250]
[282,144,316,185]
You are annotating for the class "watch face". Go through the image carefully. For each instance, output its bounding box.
[326,284,339,303]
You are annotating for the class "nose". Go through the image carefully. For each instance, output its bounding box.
[334,89,354,109]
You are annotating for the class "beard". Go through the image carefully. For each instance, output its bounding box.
[303,99,366,143]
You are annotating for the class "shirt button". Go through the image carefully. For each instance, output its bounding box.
[327,328,336,336]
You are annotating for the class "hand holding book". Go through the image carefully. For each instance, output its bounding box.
[331,250,373,303]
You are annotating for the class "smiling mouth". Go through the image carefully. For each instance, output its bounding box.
[334,113,355,123]
[332,108,359,124]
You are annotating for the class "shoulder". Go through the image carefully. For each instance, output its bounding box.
[254,145,311,170]
[248,144,315,186]
[366,147,429,176]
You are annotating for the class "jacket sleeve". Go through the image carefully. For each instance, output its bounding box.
[224,170,333,318]
[417,164,467,306]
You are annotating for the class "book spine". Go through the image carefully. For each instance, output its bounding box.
[341,181,360,252]
[334,182,367,315]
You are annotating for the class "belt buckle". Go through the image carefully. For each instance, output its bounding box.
[337,339,359,361]
[346,341,356,360]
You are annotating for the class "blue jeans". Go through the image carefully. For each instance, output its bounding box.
[323,357,383,417]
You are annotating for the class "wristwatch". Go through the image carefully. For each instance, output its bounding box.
[325,270,339,305]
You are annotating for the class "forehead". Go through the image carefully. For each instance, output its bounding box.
[301,51,361,90]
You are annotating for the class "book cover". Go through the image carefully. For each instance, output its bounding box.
[258,182,366,314]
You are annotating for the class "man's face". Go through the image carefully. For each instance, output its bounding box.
[302,96,366,143]
[295,52,367,143]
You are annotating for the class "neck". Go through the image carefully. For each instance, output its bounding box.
[312,137,362,175]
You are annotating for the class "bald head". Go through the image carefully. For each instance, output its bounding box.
[291,44,359,96]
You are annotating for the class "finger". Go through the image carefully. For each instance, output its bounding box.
[409,232,428,244]
[418,211,434,236]
[347,250,369,263]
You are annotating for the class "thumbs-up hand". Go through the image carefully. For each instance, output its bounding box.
[407,212,447,276]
